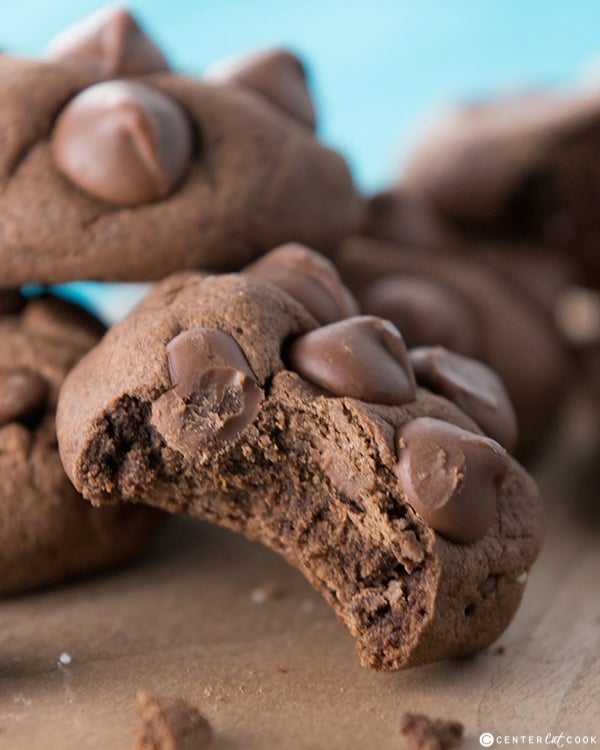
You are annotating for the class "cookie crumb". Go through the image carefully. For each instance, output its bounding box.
[494,645,506,655]
[58,652,72,666]
[401,712,464,750]
[277,666,288,674]
[135,691,212,750]
[250,583,281,604]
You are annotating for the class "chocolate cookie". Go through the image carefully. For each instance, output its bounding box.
[57,246,543,670]
[0,294,159,595]
[0,18,362,284]
[335,236,573,459]
[401,92,600,287]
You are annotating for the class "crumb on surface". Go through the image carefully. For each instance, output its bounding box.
[494,645,506,655]
[401,712,464,750]
[250,583,282,604]
[135,691,213,750]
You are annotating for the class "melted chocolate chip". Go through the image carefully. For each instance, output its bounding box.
[154,328,262,450]
[286,315,416,405]
[359,275,480,357]
[46,7,169,76]
[52,81,193,206]
[396,417,508,543]
[409,347,518,451]
[0,290,26,316]
[244,243,359,324]
[0,369,49,426]
[208,49,316,130]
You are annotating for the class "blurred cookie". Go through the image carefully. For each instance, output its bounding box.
[0,294,159,595]
[402,92,600,287]
[0,16,362,284]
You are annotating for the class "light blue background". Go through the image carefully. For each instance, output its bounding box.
[5,1,600,317]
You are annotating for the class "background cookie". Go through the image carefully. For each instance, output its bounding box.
[401,92,600,288]
[0,294,160,595]
[0,34,363,284]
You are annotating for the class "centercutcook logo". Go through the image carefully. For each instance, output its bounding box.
[480,733,598,747]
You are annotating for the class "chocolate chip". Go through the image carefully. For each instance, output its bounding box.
[409,347,518,451]
[396,417,508,543]
[0,369,49,426]
[52,81,193,206]
[160,327,262,446]
[46,7,169,76]
[359,275,480,357]
[286,316,416,405]
[208,49,316,130]
[0,290,26,316]
[244,244,359,324]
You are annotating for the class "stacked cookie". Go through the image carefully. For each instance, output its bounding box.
[1,6,554,670]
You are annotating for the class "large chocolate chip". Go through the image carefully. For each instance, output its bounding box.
[359,275,480,357]
[52,81,193,206]
[0,369,49,426]
[244,244,359,324]
[409,347,518,451]
[286,316,416,405]
[155,328,262,449]
[396,417,508,543]
[207,49,316,130]
[0,290,26,316]
[46,7,169,76]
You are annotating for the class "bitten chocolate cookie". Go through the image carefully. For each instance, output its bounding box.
[57,246,543,670]
[401,92,600,287]
[0,294,159,595]
[0,12,363,284]
[335,236,572,460]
